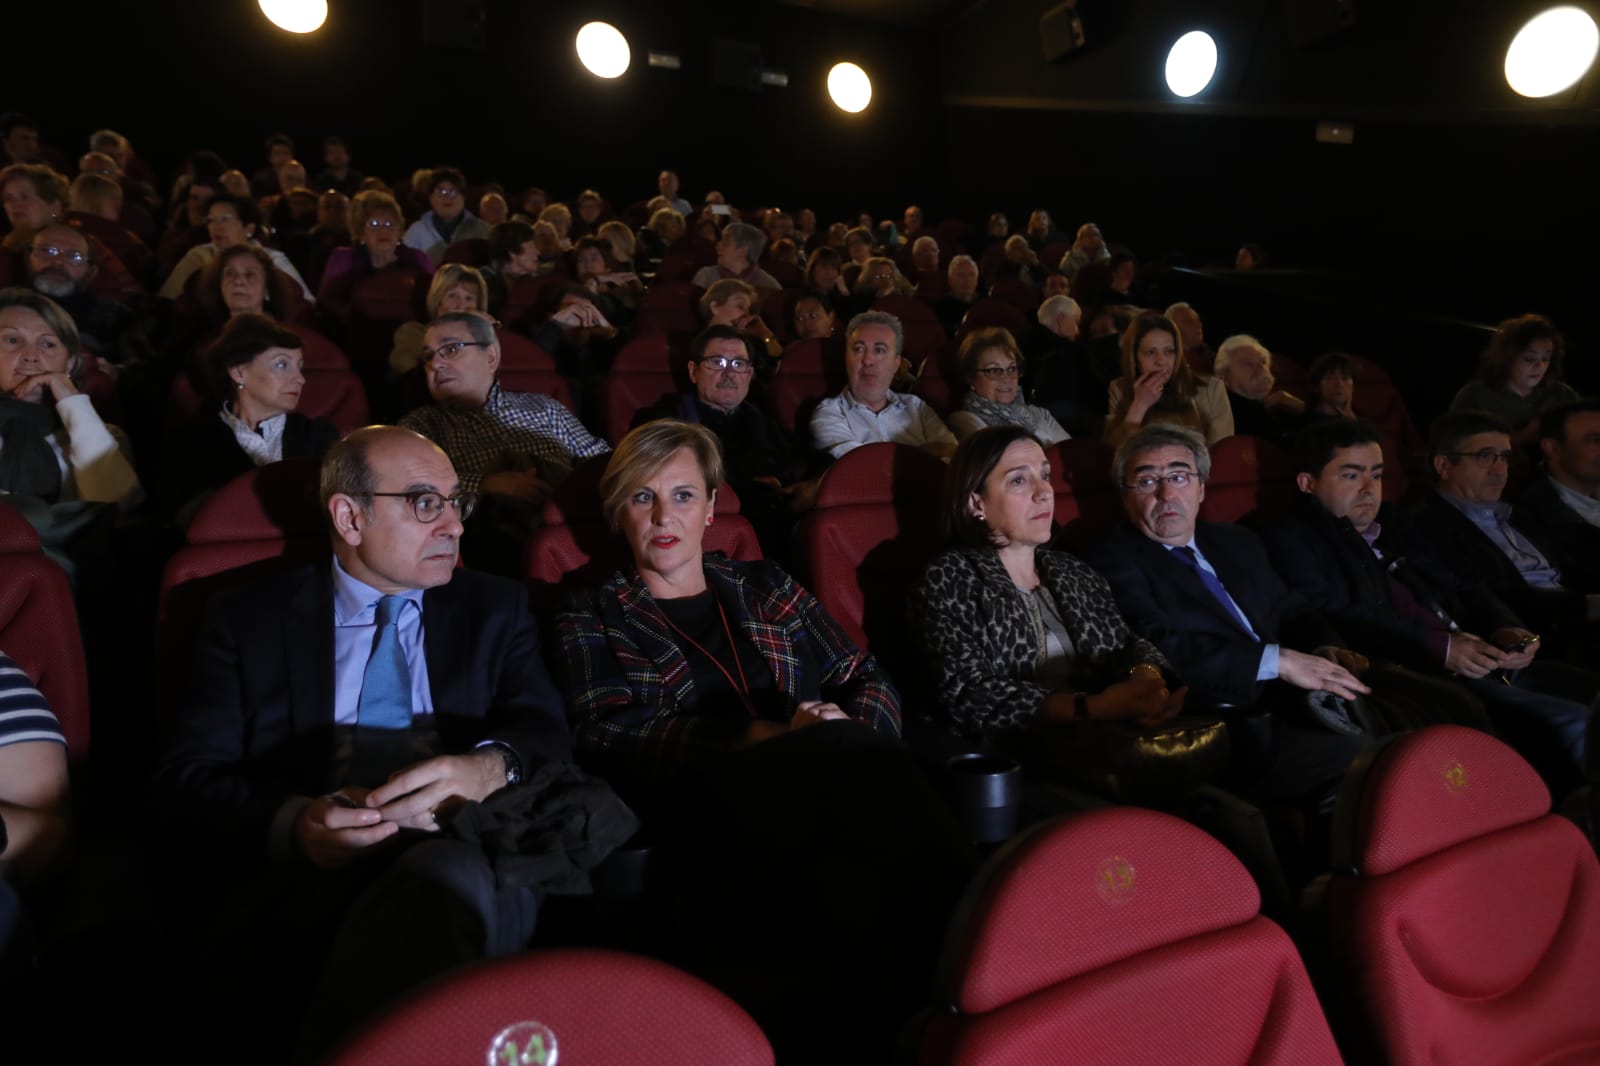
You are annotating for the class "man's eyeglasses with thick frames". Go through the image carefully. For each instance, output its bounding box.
[365,491,479,523]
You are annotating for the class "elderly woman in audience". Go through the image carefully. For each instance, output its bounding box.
[803,246,850,300]
[843,226,874,269]
[316,189,432,315]
[1305,351,1359,420]
[909,425,1182,749]
[1105,311,1234,447]
[197,244,291,327]
[1059,221,1110,280]
[557,419,969,1062]
[1213,334,1306,445]
[598,220,638,274]
[401,167,491,263]
[0,288,140,511]
[637,207,685,273]
[160,194,312,303]
[699,278,782,369]
[477,191,508,226]
[165,313,337,519]
[538,203,574,252]
[570,189,605,240]
[1,164,67,255]
[946,327,1069,445]
[1450,313,1580,447]
[852,255,916,302]
[389,263,488,378]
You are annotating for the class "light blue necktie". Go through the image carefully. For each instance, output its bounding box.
[356,595,412,731]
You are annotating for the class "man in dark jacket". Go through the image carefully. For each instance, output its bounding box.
[1514,399,1600,594]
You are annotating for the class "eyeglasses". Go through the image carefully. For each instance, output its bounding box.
[795,311,827,322]
[1448,449,1515,468]
[365,218,397,230]
[422,340,489,363]
[30,244,89,265]
[976,365,1020,379]
[365,491,478,523]
[1124,472,1197,494]
[698,355,752,373]
[432,186,461,198]
[208,213,240,226]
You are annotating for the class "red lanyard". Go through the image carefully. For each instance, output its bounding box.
[659,596,758,717]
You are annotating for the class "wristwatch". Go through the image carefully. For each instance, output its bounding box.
[478,741,523,786]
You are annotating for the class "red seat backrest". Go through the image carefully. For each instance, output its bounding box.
[156,460,328,707]
[1046,438,1120,552]
[1199,435,1296,526]
[612,334,672,374]
[495,329,556,371]
[770,339,845,436]
[762,288,805,346]
[959,298,1030,337]
[438,238,490,266]
[919,809,1342,1066]
[328,949,773,1066]
[794,443,946,669]
[0,501,90,760]
[288,324,349,370]
[299,367,370,433]
[1326,726,1600,1066]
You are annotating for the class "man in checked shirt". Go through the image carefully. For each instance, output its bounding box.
[401,311,609,573]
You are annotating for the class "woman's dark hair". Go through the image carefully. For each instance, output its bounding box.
[200,244,286,324]
[489,220,535,265]
[941,425,1045,547]
[575,236,615,271]
[203,192,262,233]
[1306,351,1358,389]
[204,311,302,402]
[1479,313,1565,389]
[804,246,842,289]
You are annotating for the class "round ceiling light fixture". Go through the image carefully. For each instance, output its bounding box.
[576,21,631,79]
[1165,30,1219,98]
[1504,6,1599,97]
[828,62,872,113]
[258,0,328,34]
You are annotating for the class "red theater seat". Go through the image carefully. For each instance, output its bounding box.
[438,238,490,266]
[156,459,328,706]
[1326,726,1600,1066]
[794,443,946,668]
[0,501,90,760]
[918,808,1343,1066]
[1199,435,1296,526]
[770,338,844,435]
[958,298,1030,337]
[604,334,680,444]
[288,324,349,370]
[1046,437,1120,552]
[328,949,772,1066]
[873,294,947,362]
[299,367,370,433]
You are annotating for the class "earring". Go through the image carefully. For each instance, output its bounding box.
[234,379,244,389]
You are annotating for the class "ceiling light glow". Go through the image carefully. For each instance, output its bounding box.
[576,21,631,79]
[1505,6,1599,98]
[828,62,872,113]
[258,0,327,34]
[1165,31,1218,98]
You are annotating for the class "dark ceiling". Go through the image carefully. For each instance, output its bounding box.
[778,0,972,28]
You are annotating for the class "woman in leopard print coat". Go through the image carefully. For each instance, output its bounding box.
[908,426,1177,736]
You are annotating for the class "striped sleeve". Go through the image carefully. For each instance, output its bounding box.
[0,653,66,748]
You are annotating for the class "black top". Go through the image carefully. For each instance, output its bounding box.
[657,588,782,721]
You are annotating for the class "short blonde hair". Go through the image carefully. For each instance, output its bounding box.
[424,264,488,318]
[600,420,725,532]
[598,219,636,261]
[539,203,572,236]
[647,208,686,242]
[348,188,403,233]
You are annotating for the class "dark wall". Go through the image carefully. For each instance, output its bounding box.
[17,0,945,221]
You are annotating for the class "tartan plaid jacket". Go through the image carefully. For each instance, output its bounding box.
[559,554,901,774]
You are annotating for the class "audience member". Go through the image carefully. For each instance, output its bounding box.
[1264,418,1587,782]
[698,278,781,370]
[910,426,1180,739]
[810,311,957,460]
[791,293,835,343]
[1165,302,1213,369]
[1305,351,1358,420]
[656,169,692,216]
[803,247,850,301]
[1516,400,1600,592]
[1031,294,1113,439]
[401,167,491,264]
[481,220,539,315]
[165,313,338,519]
[318,190,432,316]
[1105,311,1233,447]
[946,327,1069,444]
[1086,425,1373,812]
[934,254,983,336]
[389,263,487,378]
[158,425,574,1059]
[248,132,294,199]
[160,194,313,303]
[1411,411,1600,653]
[24,223,147,368]
[310,135,363,197]
[1213,334,1306,446]
[0,650,70,883]
[1450,313,1579,447]
[690,222,779,294]
[1059,221,1109,281]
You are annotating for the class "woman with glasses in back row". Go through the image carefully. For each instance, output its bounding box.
[945,327,1070,445]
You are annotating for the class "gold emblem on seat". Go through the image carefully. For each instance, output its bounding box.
[1095,856,1137,905]
[1444,761,1468,794]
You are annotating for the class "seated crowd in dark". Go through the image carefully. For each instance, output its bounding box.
[1,114,1596,1065]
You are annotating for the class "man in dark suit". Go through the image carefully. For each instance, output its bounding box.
[1412,411,1599,656]
[1086,424,1372,809]
[1515,400,1600,594]
[1263,419,1587,784]
[160,425,571,1059]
